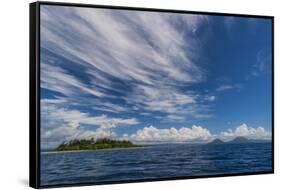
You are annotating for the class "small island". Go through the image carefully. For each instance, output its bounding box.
[208,138,224,145]
[207,137,251,145]
[55,138,140,152]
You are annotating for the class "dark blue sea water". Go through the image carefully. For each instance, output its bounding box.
[41,143,272,186]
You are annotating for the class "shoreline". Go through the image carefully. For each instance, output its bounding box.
[41,145,149,154]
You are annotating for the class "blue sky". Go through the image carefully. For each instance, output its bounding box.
[40,5,272,149]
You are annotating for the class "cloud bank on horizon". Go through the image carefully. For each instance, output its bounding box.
[40,5,272,149]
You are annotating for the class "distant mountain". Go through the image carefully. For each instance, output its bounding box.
[227,136,249,144]
[207,136,270,145]
[208,138,224,145]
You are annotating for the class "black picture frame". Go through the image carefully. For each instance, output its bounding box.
[30,1,274,188]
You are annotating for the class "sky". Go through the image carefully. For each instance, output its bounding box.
[40,5,272,149]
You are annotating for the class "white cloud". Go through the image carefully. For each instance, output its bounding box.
[216,84,233,92]
[205,95,216,101]
[216,84,242,92]
[41,6,206,85]
[40,5,213,121]
[124,125,212,143]
[121,123,271,143]
[42,101,139,129]
[166,115,186,122]
[218,123,271,140]
[124,84,213,121]
[41,99,139,149]
[42,123,116,149]
[251,49,272,77]
[41,63,105,97]
[126,85,195,113]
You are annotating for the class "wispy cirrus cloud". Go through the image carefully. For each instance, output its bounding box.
[216,84,242,92]
[205,95,216,102]
[41,63,106,98]
[41,5,212,123]
[124,84,212,120]
[251,49,272,77]
[216,84,234,92]
[41,6,205,84]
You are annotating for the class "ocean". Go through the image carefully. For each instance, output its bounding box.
[41,142,272,186]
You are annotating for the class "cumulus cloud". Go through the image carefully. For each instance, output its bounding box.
[124,125,212,143]
[121,123,271,143]
[218,123,271,140]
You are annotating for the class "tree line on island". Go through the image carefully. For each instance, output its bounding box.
[55,138,140,151]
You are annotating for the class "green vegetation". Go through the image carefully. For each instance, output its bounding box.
[54,138,140,151]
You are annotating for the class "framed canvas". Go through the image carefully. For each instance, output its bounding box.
[29,1,274,188]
